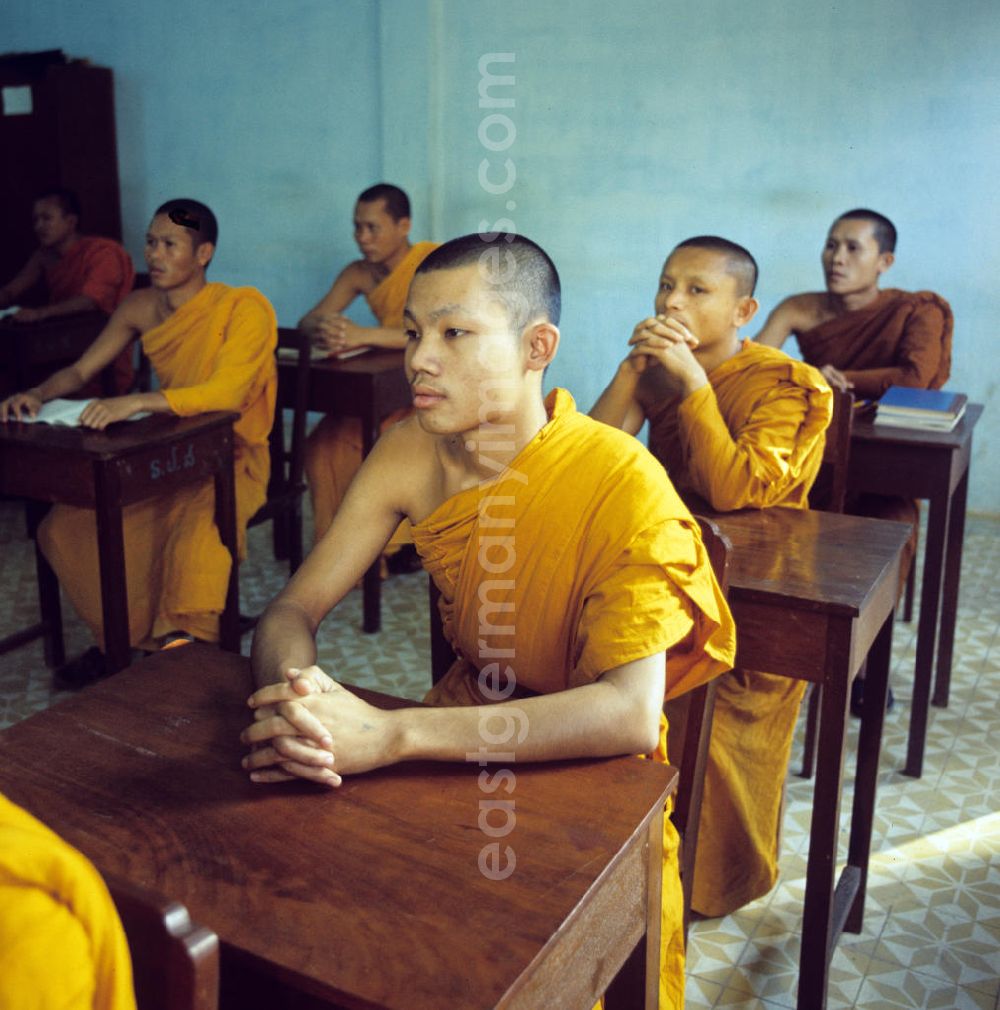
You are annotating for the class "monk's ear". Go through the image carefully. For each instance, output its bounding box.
[398,216,412,239]
[876,251,895,275]
[195,241,215,269]
[733,295,759,328]
[524,321,559,372]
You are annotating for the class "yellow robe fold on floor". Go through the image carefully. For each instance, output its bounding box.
[305,241,439,545]
[0,792,136,1010]
[648,340,833,918]
[413,389,735,1010]
[39,283,277,648]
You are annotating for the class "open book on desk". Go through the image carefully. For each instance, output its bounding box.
[15,399,151,426]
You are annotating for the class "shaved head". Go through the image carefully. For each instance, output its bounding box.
[415,232,561,332]
[833,209,897,253]
[673,236,758,297]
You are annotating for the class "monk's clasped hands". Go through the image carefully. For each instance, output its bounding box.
[627,315,707,395]
[242,666,396,787]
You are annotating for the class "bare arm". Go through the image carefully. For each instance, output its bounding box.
[754,298,799,348]
[297,262,364,339]
[242,651,666,785]
[0,252,44,308]
[250,423,420,687]
[590,359,647,435]
[299,261,407,353]
[0,294,152,422]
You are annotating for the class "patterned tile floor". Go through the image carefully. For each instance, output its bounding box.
[1,499,997,1009]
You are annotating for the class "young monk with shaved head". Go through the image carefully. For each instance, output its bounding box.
[244,232,735,1008]
[592,236,832,919]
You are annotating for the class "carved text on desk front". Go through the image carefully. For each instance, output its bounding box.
[149,443,197,480]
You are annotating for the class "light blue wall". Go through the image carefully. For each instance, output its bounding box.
[2,0,997,511]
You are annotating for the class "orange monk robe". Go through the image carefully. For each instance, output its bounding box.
[45,235,138,394]
[0,792,137,1010]
[796,288,952,400]
[798,288,953,582]
[39,283,277,649]
[305,241,439,544]
[413,390,735,1010]
[647,340,833,918]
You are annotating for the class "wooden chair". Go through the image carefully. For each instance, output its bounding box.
[239,327,311,634]
[799,386,854,778]
[672,515,731,939]
[106,875,219,1010]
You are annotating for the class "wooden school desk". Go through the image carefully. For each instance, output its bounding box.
[698,507,909,1010]
[0,646,677,1010]
[278,347,410,634]
[0,412,240,672]
[848,402,983,778]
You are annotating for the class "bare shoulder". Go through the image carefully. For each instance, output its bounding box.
[368,413,446,519]
[347,258,382,295]
[115,288,162,334]
[779,292,828,333]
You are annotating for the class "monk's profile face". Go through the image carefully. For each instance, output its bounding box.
[822,219,893,297]
[144,214,213,291]
[354,199,410,267]
[33,198,77,251]
[655,247,752,350]
[403,264,533,437]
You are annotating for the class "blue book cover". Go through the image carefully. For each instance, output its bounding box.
[878,386,966,417]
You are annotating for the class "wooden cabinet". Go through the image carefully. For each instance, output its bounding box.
[0,50,122,283]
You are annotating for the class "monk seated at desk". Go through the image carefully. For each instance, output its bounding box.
[299,183,439,567]
[755,208,953,712]
[241,233,736,1010]
[0,186,137,395]
[590,236,832,920]
[0,198,277,687]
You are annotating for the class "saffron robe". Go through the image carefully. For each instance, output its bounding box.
[0,792,136,1010]
[45,235,137,394]
[39,283,277,648]
[305,241,439,544]
[413,389,735,1010]
[648,341,833,918]
[796,288,952,400]
[798,289,952,584]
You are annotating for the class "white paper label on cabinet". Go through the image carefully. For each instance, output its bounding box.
[2,86,33,116]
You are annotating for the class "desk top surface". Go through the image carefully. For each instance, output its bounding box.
[284,347,406,377]
[0,410,237,459]
[704,507,911,616]
[0,646,675,1009]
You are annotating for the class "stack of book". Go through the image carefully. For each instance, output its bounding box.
[874,386,967,432]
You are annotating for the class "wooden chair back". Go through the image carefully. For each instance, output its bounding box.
[671,514,731,939]
[106,875,219,1010]
[808,386,854,514]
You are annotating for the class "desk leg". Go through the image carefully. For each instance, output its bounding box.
[215,441,240,653]
[932,467,969,708]
[94,465,131,674]
[844,610,893,935]
[798,650,850,1010]
[361,406,381,634]
[604,806,663,1010]
[906,489,950,778]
